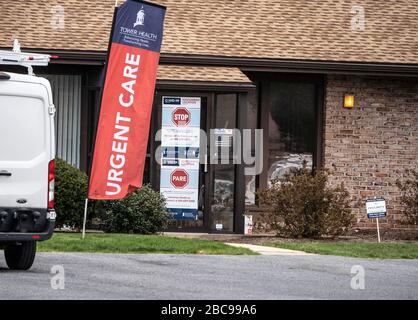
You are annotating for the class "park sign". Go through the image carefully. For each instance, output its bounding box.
[366,197,387,219]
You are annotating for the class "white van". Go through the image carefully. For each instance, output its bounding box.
[0,45,56,270]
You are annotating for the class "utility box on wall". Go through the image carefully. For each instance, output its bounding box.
[244,215,253,235]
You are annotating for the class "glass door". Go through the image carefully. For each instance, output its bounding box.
[152,91,239,233]
[153,92,210,232]
[208,94,238,233]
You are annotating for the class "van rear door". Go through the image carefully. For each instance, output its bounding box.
[0,78,52,209]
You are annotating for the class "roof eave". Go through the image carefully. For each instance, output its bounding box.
[163,54,418,77]
[156,80,255,92]
[4,48,418,77]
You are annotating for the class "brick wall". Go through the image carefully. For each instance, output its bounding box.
[324,75,418,229]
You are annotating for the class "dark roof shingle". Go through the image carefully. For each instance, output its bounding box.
[157,65,252,83]
[0,0,417,64]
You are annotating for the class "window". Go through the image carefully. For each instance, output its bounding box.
[245,89,258,205]
[210,94,237,232]
[265,80,317,185]
[0,95,45,161]
[44,74,82,168]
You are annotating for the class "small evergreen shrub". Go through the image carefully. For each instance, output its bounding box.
[101,185,169,234]
[55,158,88,229]
[256,166,354,238]
[396,170,418,224]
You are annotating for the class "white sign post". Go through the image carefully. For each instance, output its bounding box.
[366,197,387,243]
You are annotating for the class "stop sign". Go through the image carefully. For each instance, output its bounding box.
[170,169,189,188]
[172,107,191,126]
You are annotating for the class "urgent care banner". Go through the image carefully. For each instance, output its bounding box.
[88,0,166,199]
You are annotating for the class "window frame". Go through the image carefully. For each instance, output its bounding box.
[249,73,325,191]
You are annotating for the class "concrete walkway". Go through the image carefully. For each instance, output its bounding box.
[162,232,314,255]
[225,243,314,256]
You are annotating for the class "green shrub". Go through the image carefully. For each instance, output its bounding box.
[55,158,88,229]
[101,185,169,234]
[396,170,418,224]
[256,166,354,238]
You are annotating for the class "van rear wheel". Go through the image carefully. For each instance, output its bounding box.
[4,241,36,270]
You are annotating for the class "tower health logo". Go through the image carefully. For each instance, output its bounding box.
[119,5,158,43]
[134,6,145,27]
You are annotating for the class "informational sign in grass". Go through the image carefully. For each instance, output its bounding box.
[366,197,387,243]
[366,198,387,219]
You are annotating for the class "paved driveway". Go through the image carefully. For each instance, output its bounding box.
[0,252,417,299]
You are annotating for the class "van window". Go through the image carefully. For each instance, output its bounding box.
[0,95,46,161]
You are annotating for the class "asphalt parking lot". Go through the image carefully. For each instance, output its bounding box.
[1,252,417,299]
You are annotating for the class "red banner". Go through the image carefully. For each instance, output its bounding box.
[88,1,166,199]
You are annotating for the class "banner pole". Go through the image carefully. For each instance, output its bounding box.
[376,218,381,243]
[82,198,89,239]
[84,5,118,212]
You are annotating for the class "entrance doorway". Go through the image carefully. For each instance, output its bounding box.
[151,92,239,233]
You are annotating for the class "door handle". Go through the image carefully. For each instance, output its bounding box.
[0,170,12,177]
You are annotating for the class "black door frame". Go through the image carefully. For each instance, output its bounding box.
[151,89,247,234]
[151,90,213,232]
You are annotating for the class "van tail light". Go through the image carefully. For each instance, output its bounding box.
[48,159,55,209]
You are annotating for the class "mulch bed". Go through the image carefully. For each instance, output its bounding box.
[198,228,418,245]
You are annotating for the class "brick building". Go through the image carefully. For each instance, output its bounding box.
[325,76,418,228]
[1,0,417,233]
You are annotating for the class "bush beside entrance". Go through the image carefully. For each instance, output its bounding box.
[55,159,168,234]
[101,185,169,234]
[396,170,418,225]
[55,158,88,229]
[256,166,354,238]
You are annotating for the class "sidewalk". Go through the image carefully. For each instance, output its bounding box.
[225,243,315,256]
[162,232,314,256]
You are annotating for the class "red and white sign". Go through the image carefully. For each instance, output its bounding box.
[160,97,201,215]
[172,107,191,126]
[170,169,189,188]
[88,1,166,200]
